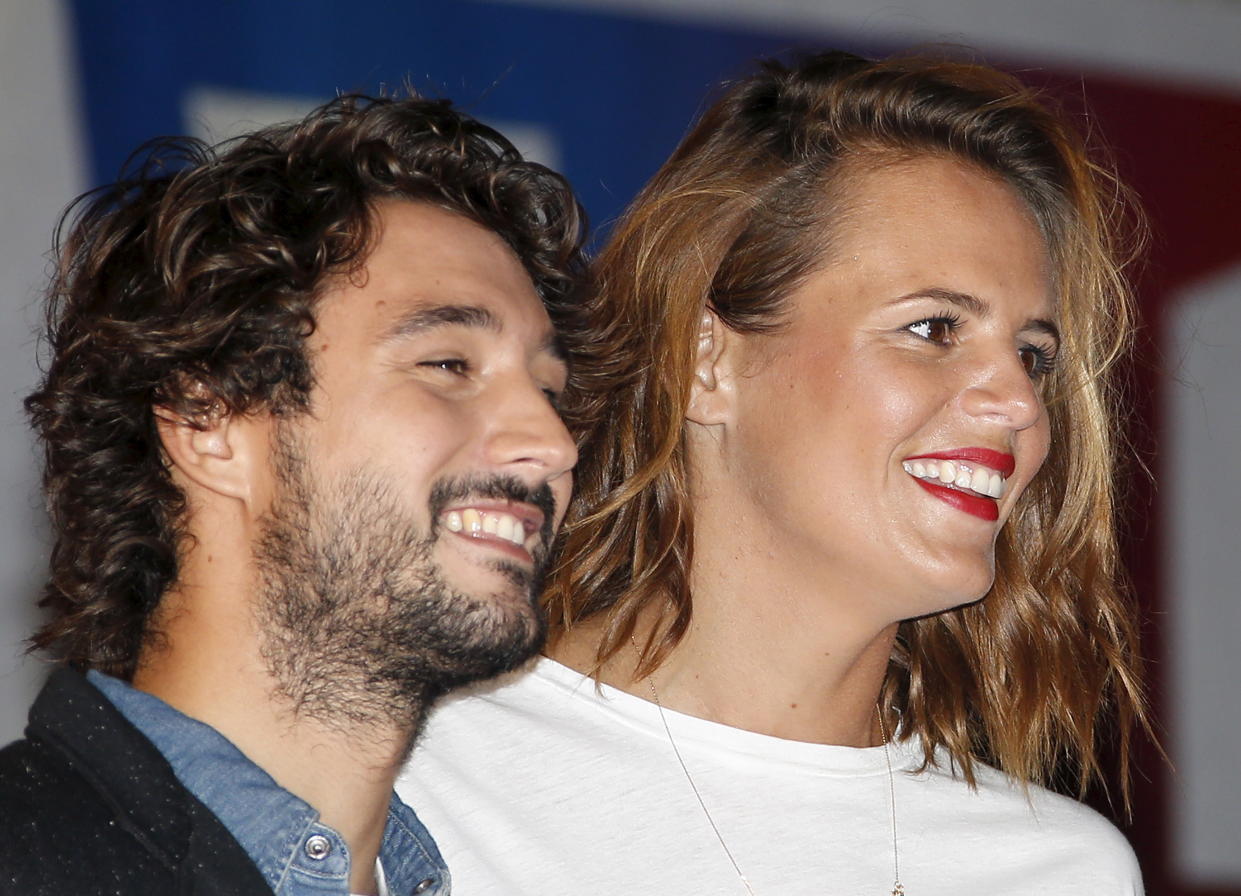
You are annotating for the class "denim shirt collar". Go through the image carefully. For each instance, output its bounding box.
[88,671,449,896]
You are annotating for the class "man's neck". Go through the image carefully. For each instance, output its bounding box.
[133,619,413,895]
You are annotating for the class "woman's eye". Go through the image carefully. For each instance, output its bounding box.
[1019,344,1058,380]
[906,316,959,345]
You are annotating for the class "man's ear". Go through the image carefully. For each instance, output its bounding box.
[155,403,264,507]
[685,310,734,426]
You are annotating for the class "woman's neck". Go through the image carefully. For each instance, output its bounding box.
[549,591,898,748]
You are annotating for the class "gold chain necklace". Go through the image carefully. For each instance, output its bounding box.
[642,674,905,895]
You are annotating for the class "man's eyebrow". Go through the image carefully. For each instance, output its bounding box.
[381,301,568,362]
[541,330,568,364]
[383,303,501,340]
[894,287,1060,344]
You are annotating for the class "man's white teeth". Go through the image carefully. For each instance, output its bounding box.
[903,459,1005,499]
[443,509,527,546]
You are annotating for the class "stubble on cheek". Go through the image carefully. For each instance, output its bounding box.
[250,434,552,737]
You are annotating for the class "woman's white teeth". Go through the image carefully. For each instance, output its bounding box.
[443,510,527,546]
[902,459,1006,499]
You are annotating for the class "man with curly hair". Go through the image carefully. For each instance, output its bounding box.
[0,94,586,895]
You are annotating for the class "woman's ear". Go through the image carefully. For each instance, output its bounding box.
[686,310,734,426]
[155,402,266,507]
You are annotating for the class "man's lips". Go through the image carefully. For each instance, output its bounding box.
[441,501,545,558]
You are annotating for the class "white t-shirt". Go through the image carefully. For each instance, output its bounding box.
[399,658,1142,895]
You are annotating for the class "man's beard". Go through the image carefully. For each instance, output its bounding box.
[252,425,555,740]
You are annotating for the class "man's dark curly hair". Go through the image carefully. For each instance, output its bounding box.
[24,93,588,679]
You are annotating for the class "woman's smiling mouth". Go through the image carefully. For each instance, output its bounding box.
[902,458,1007,499]
[902,449,1016,521]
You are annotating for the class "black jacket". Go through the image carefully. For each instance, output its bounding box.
[0,666,272,894]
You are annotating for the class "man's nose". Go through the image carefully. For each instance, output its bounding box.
[482,378,578,482]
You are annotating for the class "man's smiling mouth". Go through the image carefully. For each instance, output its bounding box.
[443,508,534,547]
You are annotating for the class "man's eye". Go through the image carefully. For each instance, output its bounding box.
[906,314,961,345]
[421,359,470,375]
[542,387,565,411]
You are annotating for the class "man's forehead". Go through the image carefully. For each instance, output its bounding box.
[311,200,562,355]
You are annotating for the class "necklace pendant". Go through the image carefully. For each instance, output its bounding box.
[892,885,905,895]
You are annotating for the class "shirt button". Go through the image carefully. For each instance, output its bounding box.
[304,835,332,860]
[413,879,436,893]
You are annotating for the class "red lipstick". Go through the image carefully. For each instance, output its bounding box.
[904,448,1013,522]
[905,448,1015,477]
[911,478,999,521]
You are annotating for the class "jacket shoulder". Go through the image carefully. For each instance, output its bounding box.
[0,732,178,891]
[0,671,271,895]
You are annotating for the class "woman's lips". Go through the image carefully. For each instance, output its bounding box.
[903,449,1014,522]
[907,448,1015,477]
[911,476,1000,521]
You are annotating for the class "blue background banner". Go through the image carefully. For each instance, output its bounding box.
[67,0,884,232]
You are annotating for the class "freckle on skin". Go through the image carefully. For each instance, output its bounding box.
[790,702,799,709]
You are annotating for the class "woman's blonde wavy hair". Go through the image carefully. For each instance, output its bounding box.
[544,50,1147,801]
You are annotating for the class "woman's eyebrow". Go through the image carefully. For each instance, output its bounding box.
[890,287,1060,342]
[1023,318,1061,344]
[889,287,989,316]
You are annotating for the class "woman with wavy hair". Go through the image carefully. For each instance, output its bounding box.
[400,50,1147,894]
